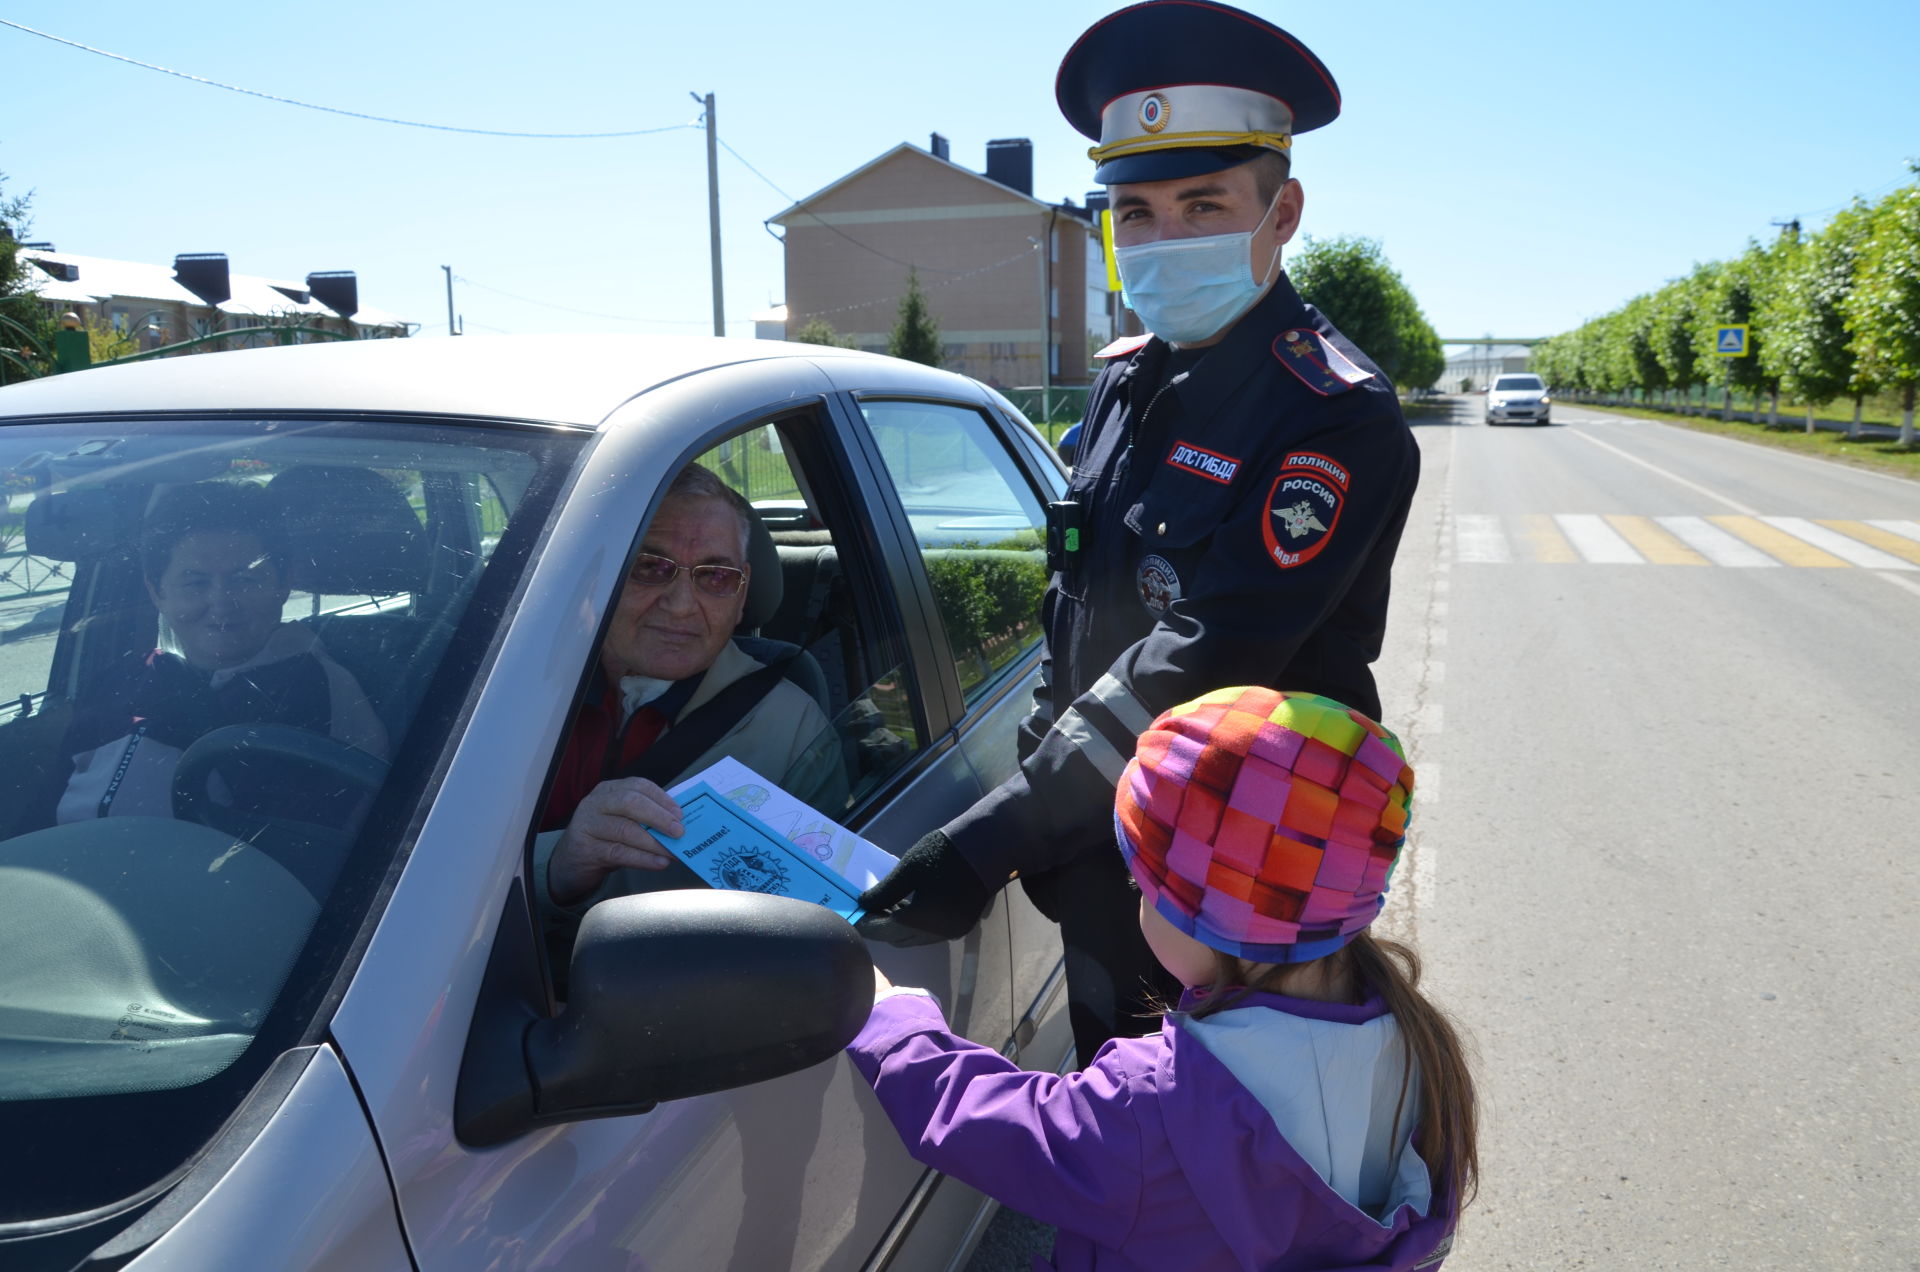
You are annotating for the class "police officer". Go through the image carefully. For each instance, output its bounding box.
[860,0,1421,1065]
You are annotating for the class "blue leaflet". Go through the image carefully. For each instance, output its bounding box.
[659,782,865,923]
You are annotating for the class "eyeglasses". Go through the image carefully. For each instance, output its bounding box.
[627,551,747,598]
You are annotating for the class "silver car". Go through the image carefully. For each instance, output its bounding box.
[0,335,1072,1272]
[1484,372,1552,425]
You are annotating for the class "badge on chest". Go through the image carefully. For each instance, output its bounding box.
[1136,553,1182,617]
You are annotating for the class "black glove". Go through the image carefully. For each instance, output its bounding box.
[856,829,996,946]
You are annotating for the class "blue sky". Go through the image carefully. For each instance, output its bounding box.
[3,1,1915,346]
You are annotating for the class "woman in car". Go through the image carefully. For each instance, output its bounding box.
[48,479,388,825]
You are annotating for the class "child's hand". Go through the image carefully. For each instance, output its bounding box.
[872,963,894,996]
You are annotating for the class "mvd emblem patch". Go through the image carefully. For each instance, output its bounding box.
[1262,451,1349,570]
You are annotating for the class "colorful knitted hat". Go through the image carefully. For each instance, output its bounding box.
[1115,686,1413,964]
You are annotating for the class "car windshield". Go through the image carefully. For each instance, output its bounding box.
[0,414,582,1221]
[1494,376,1543,392]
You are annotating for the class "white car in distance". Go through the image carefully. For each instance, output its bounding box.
[1485,373,1552,426]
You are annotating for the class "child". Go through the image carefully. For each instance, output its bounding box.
[846,687,1475,1271]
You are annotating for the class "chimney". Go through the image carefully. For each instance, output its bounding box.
[986,138,1033,196]
[306,271,359,319]
[929,132,950,162]
[173,253,232,306]
[1085,191,1110,216]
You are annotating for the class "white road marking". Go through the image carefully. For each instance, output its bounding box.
[1455,514,1511,562]
[1762,517,1917,570]
[1653,516,1780,568]
[1869,519,1920,545]
[1876,571,1920,599]
[1568,429,1760,514]
[1555,514,1644,564]
[1413,702,1444,736]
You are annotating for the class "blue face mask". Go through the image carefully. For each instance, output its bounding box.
[1113,188,1285,345]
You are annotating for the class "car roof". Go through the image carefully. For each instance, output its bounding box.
[0,334,917,429]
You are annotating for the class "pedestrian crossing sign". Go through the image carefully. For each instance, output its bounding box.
[1714,324,1750,356]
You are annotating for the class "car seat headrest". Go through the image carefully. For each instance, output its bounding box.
[741,507,783,631]
[267,466,431,595]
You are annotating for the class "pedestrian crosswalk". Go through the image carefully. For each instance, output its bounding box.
[1452,515,1920,569]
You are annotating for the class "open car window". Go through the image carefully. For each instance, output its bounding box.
[0,416,580,1222]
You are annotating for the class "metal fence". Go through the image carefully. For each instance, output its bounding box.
[999,386,1091,429]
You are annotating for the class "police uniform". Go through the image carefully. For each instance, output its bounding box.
[858,1,1421,1065]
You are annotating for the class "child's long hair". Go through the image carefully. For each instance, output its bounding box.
[1187,931,1479,1223]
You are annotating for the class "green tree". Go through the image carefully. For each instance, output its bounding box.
[1843,182,1920,446]
[1,171,55,385]
[1653,269,1710,411]
[1391,289,1445,392]
[1289,235,1439,389]
[1699,243,1792,422]
[789,317,858,349]
[1759,209,1861,433]
[1617,294,1667,402]
[887,269,942,367]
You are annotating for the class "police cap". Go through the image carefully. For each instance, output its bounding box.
[1056,1,1342,185]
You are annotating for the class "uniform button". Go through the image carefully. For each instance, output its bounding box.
[1156,522,1167,535]
[1284,330,1299,341]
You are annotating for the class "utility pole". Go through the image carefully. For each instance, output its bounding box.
[1029,234,1051,423]
[441,265,460,336]
[691,91,724,337]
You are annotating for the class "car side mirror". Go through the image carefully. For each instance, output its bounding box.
[457,888,873,1146]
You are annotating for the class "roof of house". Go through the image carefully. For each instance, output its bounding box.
[15,249,411,329]
[1442,343,1532,364]
[767,142,1065,225]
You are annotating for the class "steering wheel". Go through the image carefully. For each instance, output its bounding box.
[172,724,390,892]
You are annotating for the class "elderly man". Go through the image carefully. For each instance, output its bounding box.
[536,462,836,914]
[859,1,1421,1066]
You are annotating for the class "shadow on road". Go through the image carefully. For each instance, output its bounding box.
[1404,395,1478,428]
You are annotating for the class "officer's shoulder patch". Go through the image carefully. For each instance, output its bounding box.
[1261,452,1350,571]
[1272,328,1374,396]
[1095,333,1154,360]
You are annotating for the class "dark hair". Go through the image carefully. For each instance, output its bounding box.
[1246,150,1293,205]
[1188,932,1478,1230]
[140,480,285,584]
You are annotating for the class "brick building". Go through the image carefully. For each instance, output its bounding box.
[772,136,1133,389]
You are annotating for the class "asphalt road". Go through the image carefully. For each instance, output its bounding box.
[970,396,1920,1270]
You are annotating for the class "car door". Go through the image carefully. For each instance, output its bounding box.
[327,356,1021,1272]
[830,381,1075,1077]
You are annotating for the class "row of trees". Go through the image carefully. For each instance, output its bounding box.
[1288,236,1445,392]
[1531,173,1920,446]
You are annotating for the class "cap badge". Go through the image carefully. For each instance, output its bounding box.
[1138,93,1170,134]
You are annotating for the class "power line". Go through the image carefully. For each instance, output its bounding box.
[1781,171,1914,224]
[0,17,696,139]
[719,137,981,276]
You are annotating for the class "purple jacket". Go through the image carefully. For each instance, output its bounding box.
[846,988,1453,1272]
